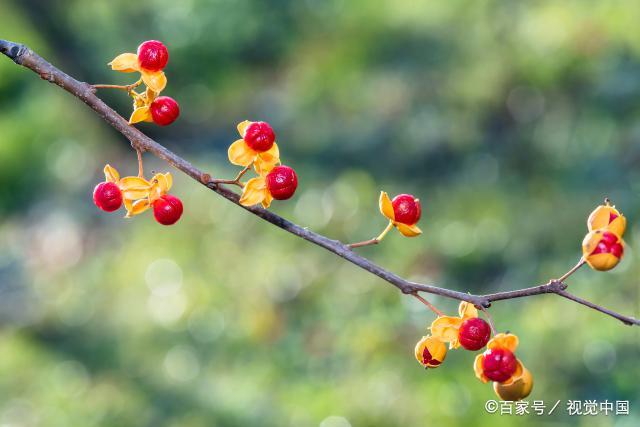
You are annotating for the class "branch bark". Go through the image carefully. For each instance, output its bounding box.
[2,39,638,327]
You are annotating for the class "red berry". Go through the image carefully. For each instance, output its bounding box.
[392,194,421,225]
[153,194,183,225]
[458,318,491,351]
[150,96,180,126]
[137,40,169,72]
[482,348,517,382]
[591,231,624,258]
[93,182,122,212]
[244,121,275,152]
[266,165,298,200]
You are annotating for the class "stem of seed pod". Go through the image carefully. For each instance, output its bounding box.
[412,292,445,317]
[210,166,251,188]
[376,221,394,241]
[93,78,142,93]
[234,165,250,182]
[347,221,394,249]
[347,238,379,249]
[479,305,497,335]
[557,258,586,283]
[136,149,144,178]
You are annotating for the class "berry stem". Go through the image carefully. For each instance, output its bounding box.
[479,305,497,335]
[412,292,445,317]
[375,221,394,241]
[557,258,586,283]
[347,221,394,249]
[210,166,251,188]
[136,149,144,178]
[93,78,142,94]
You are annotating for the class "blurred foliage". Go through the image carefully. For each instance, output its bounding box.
[1,0,639,426]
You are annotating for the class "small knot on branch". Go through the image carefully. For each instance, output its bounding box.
[479,299,491,308]
[547,279,568,292]
[200,173,211,184]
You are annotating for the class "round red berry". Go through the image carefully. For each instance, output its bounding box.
[392,194,421,225]
[150,96,180,126]
[458,318,491,351]
[244,121,275,152]
[93,182,122,212]
[137,40,169,72]
[153,194,183,225]
[482,348,517,382]
[266,165,298,200]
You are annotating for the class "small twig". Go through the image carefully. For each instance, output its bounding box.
[348,221,394,249]
[348,238,379,249]
[412,292,445,317]
[556,289,640,326]
[93,78,142,94]
[210,165,250,188]
[557,258,586,283]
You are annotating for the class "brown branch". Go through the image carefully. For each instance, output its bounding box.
[2,39,638,327]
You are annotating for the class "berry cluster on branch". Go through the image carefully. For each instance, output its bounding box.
[1,38,637,404]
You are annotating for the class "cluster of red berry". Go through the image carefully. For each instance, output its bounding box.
[93,166,183,225]
[227,120,299,208]
[106,40,180,126]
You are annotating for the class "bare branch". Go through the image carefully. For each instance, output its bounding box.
[2,38,637,327]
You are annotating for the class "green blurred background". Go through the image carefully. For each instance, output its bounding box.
[1,0,639,426]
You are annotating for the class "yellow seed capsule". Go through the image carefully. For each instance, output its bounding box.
[493,368,533,401]
[414,335,447,368]
[582,230,624,272]
[587,202,626,237]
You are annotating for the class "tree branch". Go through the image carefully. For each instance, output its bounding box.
[2,39,638,327]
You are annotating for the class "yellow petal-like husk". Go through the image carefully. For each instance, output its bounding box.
[585,252,621,271]
[239,177,267,207]
[125,198,150,217]
[587,205,626,237]
[255,143,281,174]
[119,176,151,190]
[129,106,152,124]
[141,70,167,93]
[151,172,172,193]
[487,333,519,353]
[104,164,120,183]
[145,87,158,103]
[119,176,151,200]
[430,316,464,345]
[414,336,447,368]
[474,353,489,383]
[493,367,533,401]
[379,191,395,221]
[458,301,478,319]
[395,222,422,237]
[228,139,256,167]
[261,191,274,209]
[108,53,139,72]
[237,120,251,137]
